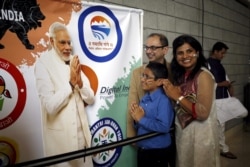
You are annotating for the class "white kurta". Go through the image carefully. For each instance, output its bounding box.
[34,49,95,167]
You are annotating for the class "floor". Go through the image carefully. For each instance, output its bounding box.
[220,123,250,167]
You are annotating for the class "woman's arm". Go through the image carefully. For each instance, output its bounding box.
[163,71,215,120]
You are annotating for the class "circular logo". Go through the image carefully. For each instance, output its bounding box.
[0,139,17,166]
[78,6,122,62]
[90,118,123,167]
[0,58,26,130]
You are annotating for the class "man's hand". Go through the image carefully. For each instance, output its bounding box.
[70,56,83,88]
[218,80,231,87]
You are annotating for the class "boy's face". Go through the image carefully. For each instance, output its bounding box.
[141,68,160,93]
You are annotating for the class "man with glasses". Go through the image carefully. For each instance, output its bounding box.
[34,22,95,167]
[127,33,175,167]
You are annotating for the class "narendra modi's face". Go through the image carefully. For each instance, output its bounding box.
[50,29,72,61]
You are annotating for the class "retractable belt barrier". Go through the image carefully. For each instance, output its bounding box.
[13,129,173,167]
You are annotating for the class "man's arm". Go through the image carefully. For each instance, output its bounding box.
[126,67,144,138]
[34,60,72,116]
[78,72,95,105]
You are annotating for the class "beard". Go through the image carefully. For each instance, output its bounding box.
[60,54,71,62]
[54,46,71,62]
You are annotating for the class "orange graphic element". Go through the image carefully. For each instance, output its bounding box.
[81,65,98,95]
[1,0,82,66]
[91,16,110,26]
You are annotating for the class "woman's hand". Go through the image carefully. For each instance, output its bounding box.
[163,79,182,101]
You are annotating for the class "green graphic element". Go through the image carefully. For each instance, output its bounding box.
[97,56,141,167]
[0,97,4,111]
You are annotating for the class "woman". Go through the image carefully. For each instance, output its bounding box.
[163,35,220,167]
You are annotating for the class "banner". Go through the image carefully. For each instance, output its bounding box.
[0,0,143,166]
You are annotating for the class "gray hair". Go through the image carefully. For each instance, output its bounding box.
[48,22,67,38]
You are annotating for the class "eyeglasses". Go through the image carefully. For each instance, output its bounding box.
[143,45,166,51]
[141,73,155,80]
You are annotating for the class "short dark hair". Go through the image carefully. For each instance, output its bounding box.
[212,42,229,53]
[147,33,169,47]
[146,61,168,79]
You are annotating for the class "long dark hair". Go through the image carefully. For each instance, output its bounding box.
[171,35,207,85]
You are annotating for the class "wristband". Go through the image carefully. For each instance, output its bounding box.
[176,96,184,105]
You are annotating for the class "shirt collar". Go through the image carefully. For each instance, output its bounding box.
[143,88,163,101]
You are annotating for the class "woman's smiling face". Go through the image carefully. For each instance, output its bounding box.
[176,43,198,71]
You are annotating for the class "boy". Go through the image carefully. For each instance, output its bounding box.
[130,61,174,167]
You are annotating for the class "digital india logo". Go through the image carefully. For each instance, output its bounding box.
[90,118,123,167]
[78,6,122,63]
